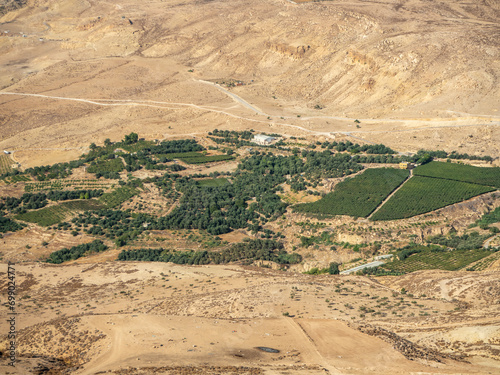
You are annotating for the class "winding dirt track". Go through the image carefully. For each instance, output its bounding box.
[2,90,499,146]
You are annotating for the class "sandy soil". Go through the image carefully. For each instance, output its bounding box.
[0,262,498,374]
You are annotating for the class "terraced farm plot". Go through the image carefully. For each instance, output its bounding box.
[414,161,500,187]
[25,179,114,192]
[14,199,104,226]
[293,168,409,217]
[179,154,235,164]
[371,176,495,221]
[4,174,30,184]
[465,251,500,271]
[162,152,205,159]
[383,248,496,273]
[157,152,234,163]
[0,154,15,174]
[197,178,230,187]
[99,186,138,208]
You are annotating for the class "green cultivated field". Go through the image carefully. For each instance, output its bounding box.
[293,168,409,217]
[159,152,234,164]
[163,152,205,159]
[384,248,496,273]
[414,161,500,187]
[0,154,14,175]
[180,155,235,164]
[371,176,494,221]
[14,199,104,226]
[4,175,30,184]
[25,179,113,192]
[99,186,138,208]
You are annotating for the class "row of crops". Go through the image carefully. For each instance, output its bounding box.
[164,152,235,164]
[196,178,231,187]
[25,179,114,192]
[371,176,494,220]
[0,154,14,175]
[414,161,500,188]
[98,186,138,208]
[14,200,104,227]
[383,247,496,273]
[3,175,30,184]
[13,184,136,226]
[293,168,410,217]
[294,162,498,221]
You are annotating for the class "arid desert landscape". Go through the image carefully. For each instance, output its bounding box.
[0,0,499,374]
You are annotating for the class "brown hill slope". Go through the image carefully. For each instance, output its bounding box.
[0,0,499,164]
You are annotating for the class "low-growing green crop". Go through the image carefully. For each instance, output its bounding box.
[371,176,494,221]
[294,168,409,217]
[414,161,500,187]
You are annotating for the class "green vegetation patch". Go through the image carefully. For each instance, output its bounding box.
[5,175,30,184]
[25,179,113,192]
[14,199,104,226]
[119,140,155,153]
[371,176,494,221]
[46,240,108,264]
[0,154,15,175]
[87,158,124,174]
[414,161,500,187]
[163,152,205,159]
[474,205,500,227]
[15,204,70,226]
[99,186,138,208]
[197,178,230,187]
[384,246,496,273]
[0,216,25,232]
[118,239,301,266]
[294,168,409,217]
[180,155,235,164]
[427,231,493,251]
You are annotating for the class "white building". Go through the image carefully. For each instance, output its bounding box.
[253,134,275,145]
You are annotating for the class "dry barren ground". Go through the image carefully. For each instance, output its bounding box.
[0,262,498,374]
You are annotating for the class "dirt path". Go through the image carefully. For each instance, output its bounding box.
[285,318,343,374]
[199,80,265,115]
[3,91,498,146]
[484,234,499,249]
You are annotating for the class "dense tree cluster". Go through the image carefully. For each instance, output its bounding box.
[24,160,84,181]
[0,216,25,233]
[208,129,255,147]
[46,240,108,264]
[150,151,362,235]
[319,141,396,154]
[118,239,301,265]
[0,190,103,214]
[71,209,154,246]
[416,149,493,162]
[427,231,493,251]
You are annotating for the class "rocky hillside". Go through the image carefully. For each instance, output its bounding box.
[0,0,26,16]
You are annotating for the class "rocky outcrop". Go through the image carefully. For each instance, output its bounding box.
[265,42,311,59]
